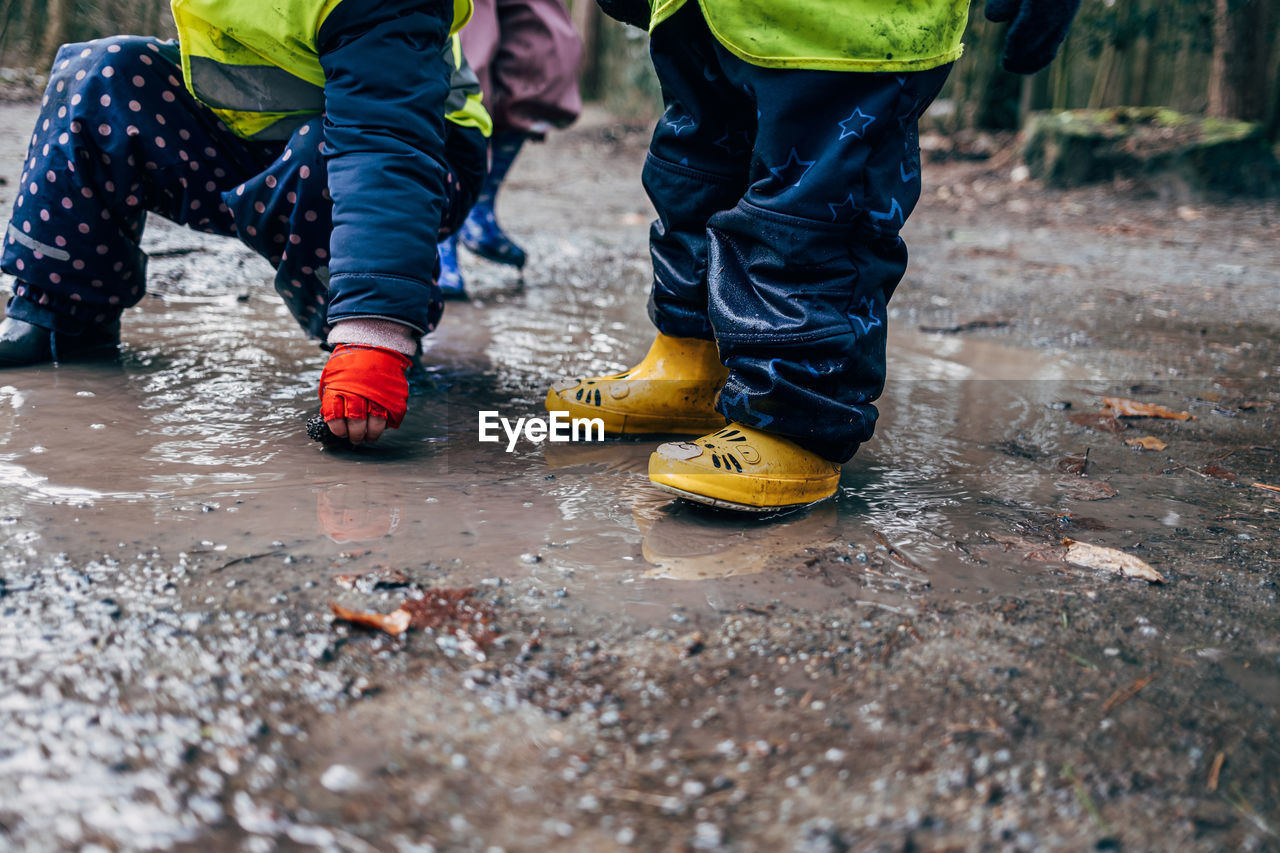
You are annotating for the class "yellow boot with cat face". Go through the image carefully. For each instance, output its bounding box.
[648,423,841,512]
[545,333,728,435]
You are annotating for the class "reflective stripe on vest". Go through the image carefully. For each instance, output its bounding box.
[185,56,325,113]
[443,32,491,136]
[171,0,484,140]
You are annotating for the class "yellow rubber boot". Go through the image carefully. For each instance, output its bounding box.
[648,423,841,512]
[545,333,729,435]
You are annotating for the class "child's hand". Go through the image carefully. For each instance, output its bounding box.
[986,0,1082,75]
[319,344,412,444]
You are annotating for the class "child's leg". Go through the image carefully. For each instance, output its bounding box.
[705,54,953,463]
[542,6,750,434]
[641,6,754,341]
[225,117,341,340]
[482,0,583,135]
[1,37,278,334]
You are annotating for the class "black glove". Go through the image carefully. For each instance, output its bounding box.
[986,0,1082,75]
[596,0,650,29]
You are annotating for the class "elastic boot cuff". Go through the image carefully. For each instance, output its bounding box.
[5,294,88,336]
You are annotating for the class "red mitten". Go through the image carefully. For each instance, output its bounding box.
[319,344,413,428]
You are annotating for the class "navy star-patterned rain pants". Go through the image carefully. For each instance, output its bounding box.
[643,4,952,463]
[1,37,484,341]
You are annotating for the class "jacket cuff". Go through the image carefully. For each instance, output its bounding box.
[325,272,435,335]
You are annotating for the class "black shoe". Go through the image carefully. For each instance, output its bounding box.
[0,316,121,367]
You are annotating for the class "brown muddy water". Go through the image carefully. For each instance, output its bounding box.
[1,286,1096,606]
[1,103,1278,852]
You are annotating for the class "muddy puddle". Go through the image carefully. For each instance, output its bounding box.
[0,228,1201,626]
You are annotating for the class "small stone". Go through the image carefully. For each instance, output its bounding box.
[692,823,722,850]
[320,764,361,792]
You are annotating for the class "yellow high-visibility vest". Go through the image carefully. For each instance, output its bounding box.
[170,0,489,141]
[650,0,968,72]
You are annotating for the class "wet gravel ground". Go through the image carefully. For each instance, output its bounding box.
[1,103,1278,852]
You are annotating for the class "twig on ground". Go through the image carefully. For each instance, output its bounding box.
[1207,751,1225,793]
[1101,674,1155,714]
[213,550,288,572]
[872,530,927,573]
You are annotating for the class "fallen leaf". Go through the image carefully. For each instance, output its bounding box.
[1201,464,1237,482]
[1058,479,1118,501]
[330,603,412,635]
[1062,538,1165,583]
[400,589,492,633]
[1069,412,1127,434]
[1056,451,1090,475]
[1102,397,1194,421]
[1125,436,1168,451]
[330,587,497,646]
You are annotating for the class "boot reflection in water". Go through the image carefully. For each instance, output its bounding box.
[633,495,839,581]
[540,441,839,581]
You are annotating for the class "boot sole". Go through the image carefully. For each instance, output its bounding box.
[649,481,830,514]
[648,469,838,513]
[460,237,526,270]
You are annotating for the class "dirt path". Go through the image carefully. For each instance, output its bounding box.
[0,103,1277,852]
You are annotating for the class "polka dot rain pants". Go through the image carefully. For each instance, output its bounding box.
[2,36,478,341]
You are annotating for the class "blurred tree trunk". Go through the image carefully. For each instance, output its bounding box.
[1086,41,1115,109]
[40,0,69,66]
[1209,0,1272,120]
[1126,0,1157,106]
[571,0,602,101]
[1050,38,1071,110]
[947,11,1020,129]
[1019,71,1051,124]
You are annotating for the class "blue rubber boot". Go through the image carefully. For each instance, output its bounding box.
[459,132,528,270]
[437,233,466,299]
